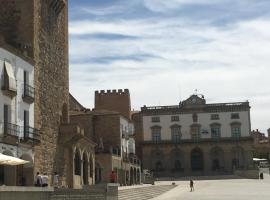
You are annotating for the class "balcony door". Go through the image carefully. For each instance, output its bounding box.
[24,110,29,138]
[3,104,11,134]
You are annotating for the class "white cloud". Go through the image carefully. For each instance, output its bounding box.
[143,0,224,12]
[69,13,270,133]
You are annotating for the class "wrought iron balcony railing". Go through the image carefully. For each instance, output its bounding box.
[22,84,35,103]
[24,126,40,142]
[1,122,20,137]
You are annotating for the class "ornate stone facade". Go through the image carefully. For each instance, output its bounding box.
[134,94,255,177]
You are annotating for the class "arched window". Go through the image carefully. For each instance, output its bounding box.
[74,150,81,176]
[171,125,181,143]
[231,122,241,139]
[210,123,221,140]
[151,126,161,143]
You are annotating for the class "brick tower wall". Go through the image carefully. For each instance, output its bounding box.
[95,89,131,120]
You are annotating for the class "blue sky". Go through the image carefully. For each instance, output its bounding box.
[69,0,270,133]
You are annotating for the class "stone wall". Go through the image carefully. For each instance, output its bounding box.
[32,0,69,184]
[94,114,121,151]
[142,140,254,177]
[70,113,95,141]
[69,93,86,111]
[132,112,144,161]
[95,89,131,120]
[0,0,34,57]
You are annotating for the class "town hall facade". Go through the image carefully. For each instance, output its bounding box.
[134,94,254,177]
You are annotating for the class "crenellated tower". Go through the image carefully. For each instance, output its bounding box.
[95,89,131,120]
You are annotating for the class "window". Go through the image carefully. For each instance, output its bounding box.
[171,116,179,122]
[3,104,11,124]
[152,127,161,143]
[24,110,29,138]
[231,126,241,138]
[190,125,201,140]
[211,126,221,140]
[231,113,240,119]
[24,70,29,85]
[211,114,219,120]
[171,126,181,143]
[152,116,160,122]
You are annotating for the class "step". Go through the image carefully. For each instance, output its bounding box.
[118,185,176,200]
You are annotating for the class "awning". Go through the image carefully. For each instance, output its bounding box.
[0,153,29,166]
[4,61,17,91]
[253,158,267,161]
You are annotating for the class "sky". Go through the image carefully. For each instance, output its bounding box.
[68,0,270,133]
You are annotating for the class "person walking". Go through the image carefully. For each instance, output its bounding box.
[190,179,194,192]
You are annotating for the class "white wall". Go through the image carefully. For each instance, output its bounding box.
[120,117,135,154]
[143,111,250,141]
[0,47,34,139]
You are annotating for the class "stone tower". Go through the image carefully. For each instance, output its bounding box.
[0,0,69,181]
[95,89,131,119]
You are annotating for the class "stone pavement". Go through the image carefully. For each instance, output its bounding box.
[151,174,270,200]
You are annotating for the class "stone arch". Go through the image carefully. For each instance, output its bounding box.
[82,151,88,185]
[170,148,184,172]
[136,168,140,184]
[231,146,245,169]
[74,149,81,176]
[89,154,94,179]
[191,147,204,171]
[210,146,224,171]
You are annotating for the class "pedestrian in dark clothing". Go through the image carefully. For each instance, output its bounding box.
[260,172,264,180]
[190,179,194,192]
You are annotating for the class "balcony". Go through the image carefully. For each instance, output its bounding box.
[0,122,20,144]
[23,126,40,143]
[22,84,35,104]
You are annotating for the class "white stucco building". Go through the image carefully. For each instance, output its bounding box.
[0,47,39,186]
[137,94,254,177]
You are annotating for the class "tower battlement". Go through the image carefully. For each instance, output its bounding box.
[95,89,131,119]
[95,89,129,95]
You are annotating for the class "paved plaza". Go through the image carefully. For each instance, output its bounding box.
[151,174,270,200]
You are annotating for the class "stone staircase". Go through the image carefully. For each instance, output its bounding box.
[50,189,105,200]
[118,185,177,200]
